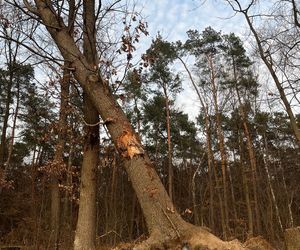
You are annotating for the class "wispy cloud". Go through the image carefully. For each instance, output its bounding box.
[140,0,246,42]
[135,1,247,120]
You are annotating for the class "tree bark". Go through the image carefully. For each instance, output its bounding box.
[205,116,216,232]
[238,134,253,238]
[192,161,201,226]
[74,94,99,250]
[163,86,174,202]
[177,57,215,231]
[207,54,230,238]
[262,136,283,234]
[232,56,259,235]
[50,1,75,247]
[31,1,249,248]
[74,1,99,249]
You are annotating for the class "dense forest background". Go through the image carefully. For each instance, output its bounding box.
[0,1,299,249]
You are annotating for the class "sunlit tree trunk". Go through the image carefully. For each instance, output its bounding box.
[206,120,216,232]
[192,158,203,226]
[162,85,174,202]
[32,1,248,248]
[232,57,260,235]
[262,135,283,234]
[279,162,294,228]
[206,54,230,238]
[239,105,260,234]
[177,56,216,231]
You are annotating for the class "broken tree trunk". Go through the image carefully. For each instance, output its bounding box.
[31,1,249,248]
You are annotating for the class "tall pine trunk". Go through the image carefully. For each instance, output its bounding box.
[177,56,216,231]
[33,1,248,248]
[207,54,230,238]
[163,87,173,202]
[233,60,259,235]
[238,133,253,237]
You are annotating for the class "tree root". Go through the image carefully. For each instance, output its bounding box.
[115,223,276,250]
[115,225,248,250]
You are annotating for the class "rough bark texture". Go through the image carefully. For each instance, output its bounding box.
[32,1,249,248]
[74,94,99,250]
[74,1,99,249]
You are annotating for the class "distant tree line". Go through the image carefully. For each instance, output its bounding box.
[0,1,299,249]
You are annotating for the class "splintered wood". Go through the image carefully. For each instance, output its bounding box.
[117,130,144,159]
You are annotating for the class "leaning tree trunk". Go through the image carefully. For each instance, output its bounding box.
[32,1,248,248]
[74,1,99,250]
[178,57,216,231]
[241,9,300,146]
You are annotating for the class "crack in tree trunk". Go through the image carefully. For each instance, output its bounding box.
[31,1,250,248]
